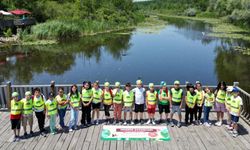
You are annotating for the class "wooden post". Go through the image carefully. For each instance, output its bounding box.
[233,82,239,87]
[6,81,12,110]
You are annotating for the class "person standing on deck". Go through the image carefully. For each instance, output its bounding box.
[214,81,227,126]
[112,82,123,125]
[92,81,103,125]
[185,84,197,125]
[123,83,135,125]
[203,87,215,127]
[45,92,58,135]
[102,82,113,125]
[10,92,22,142]
[33,88,46,137]
[81,81,93,127]
[146,83,158,125]
[55,88,68,131]
[169,80,183,128]
[68,85,81,132]
[194,81,205,125]
[132,80,145,125]
[158,81,170,125]
[21,91,34,138]
[225,86,233,129]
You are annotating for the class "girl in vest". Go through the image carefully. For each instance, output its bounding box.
[123,83,135,125]
[112,82,123,125]
[68,85,81,132]
[194,82,204,125]
[21,91,33,138]
[158,81,170,125]
[225,86,233,129]
[10,92,22,142]
[45,92,58,135]
[214,81,227,126]
[203,87,215,127]
[185,84,197,125]
[81,81,93,127]
[146,83,158,125]
[92,81,103,125]
[55,88,68,131]
[229,87,243,137]
[102,82,113,125]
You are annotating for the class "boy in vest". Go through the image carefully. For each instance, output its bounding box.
[225,86,233,129]
[203,87,215,127]
[92,81,103,125]
[102,82,113,125]
[33,88,46,137]
[81,81,93,127]
[123,83,135,125]
[194,82,204,125]
[10,92,22,142]
[146,83,158,125]
[230,87,243,137]
[45,92,58,135]
[170,80,183,128]
[132,80,145,124]
[55,88,68,131]
[21,91,34,138]
[112,82,123,125]
[185,84,197,125]
[158,81,170,125]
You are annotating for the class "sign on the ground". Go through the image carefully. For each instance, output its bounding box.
[101,125,171,141]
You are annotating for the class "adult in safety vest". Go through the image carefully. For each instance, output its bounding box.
[45,92,58,134]
[92,81,103,125]
[123,82,135,125]
[81,81,93,126]
[55,87,68,130]
[112,82,123,124]
[185,85,197,125]
[203,87,215,127]
[102,82,113,125]
[146,83,158,125]
[21,91,34,137]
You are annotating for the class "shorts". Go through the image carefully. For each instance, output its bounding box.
[124,107,133,112]
[134,104,144,113]
[214,102,226,112]
[147,106,156,114]
[171,105,181,115]
[158,104,170,114]
[231,115,239,123]
[11,119,21,129]
[92,103,101,109]
[22,114,33,126]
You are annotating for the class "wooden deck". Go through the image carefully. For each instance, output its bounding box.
[0,111,250,150]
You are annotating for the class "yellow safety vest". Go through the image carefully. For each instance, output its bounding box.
[55,94,68,109]
[69,93,81,108]
[113,89,123,104]
[204,93,214,107]
[196,90,204,105]
[11,100,22,115]
[123,90,134,107]
[92,88,102,104]
[186,91,197,108]
[33,96,45,111]
[103,90,112,105]
[82,89,93,102]
[45,100,57,115]
[147,91,157,105]
[230,96,241,114]
[171,88,183,103]
[225,93,232,108]
[21,98,33,115]
[216,90,226,103]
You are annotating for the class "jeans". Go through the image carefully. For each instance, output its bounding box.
[49,114,56,133]
[58,108,67,128]
[203,106,212,123]
[69,108,79,129]
[35,111,45,132]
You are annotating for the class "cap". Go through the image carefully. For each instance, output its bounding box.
[115,82,120,87]
[149,83,154,88]
[226,86,234,92]
[195,81,201,84]
[48,92,54,98]
[174,80,180,85]
[104,82,110,87]
[160,81,167,86]
[12,92,19,97]
[136,80,143,84]
[232,87,239,93]
[25,91,32,96]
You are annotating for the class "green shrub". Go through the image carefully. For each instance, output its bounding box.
[185,8,197,17]
[3,28,12,37]
[228,9,250,27]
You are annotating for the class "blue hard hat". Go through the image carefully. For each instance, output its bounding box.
[232,87,239,93]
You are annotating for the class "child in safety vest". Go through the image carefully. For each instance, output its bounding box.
[194,82,204,125]
[112,82,123,125]
[185,84,197,125]
[21,91,34,138]
[55,88,68,131]
[92,81,103,125]
[158,81,170,125]
[229,87,243,138]
[45,92,58,135]
[203,87,215,127]
[81,81,93,127]
[146,83,158,125]
[10,92,22,142]
[102,82,113,125]
[123,83,134,125]
[225,86,233,129]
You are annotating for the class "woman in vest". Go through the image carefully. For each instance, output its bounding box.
[185,84,197,125]
[68,85,81,132]
[81,81,93,127]
[45,92,58,135]
[55,88,68,131]
[214,81,227,126]
[194,82,204,125]
[112,82,123,125]
[102,82,113,125]
[92,81,103,125]
[21,91,33,138]
[203,87,215,127]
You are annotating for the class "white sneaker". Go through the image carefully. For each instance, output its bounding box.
[204,122,211,127]
[96,120,99,125]
[232,130,238,138]
[123,121,127,125]
[215,121,222,126]
[69,129,73,132]
[152,120,156,125]
[146,119,151,125]
[130,121,135,125]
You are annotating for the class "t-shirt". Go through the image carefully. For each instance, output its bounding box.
[132,87,145,104]
[230,96,243,116]
[10,114,21,120]
[169,88,183,105]
[158,89,169,105]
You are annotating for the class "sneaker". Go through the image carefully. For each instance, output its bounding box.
[12,136,17,142]
[30,131,34,136]
[23,132,28,138]
[158,119,163,124]
[123,121,127,125]
[232,130,238,138]
[69,129,73,132]
[199,120,203,125]
[15,136,20,142]
[165,119,169,125]
[130,120,135,125]
[96,120,99,125]
[215,121,222,126]
[119,121,123,125]
[177,122,181,128]
[170,121,174,127]
[204,122,211,127]
[208,122,212,125]
[40,132,46,137]
[140,119,144,125]
[146,119,151,125]
[152,120,156,125]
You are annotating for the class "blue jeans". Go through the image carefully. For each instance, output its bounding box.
[203,106,212,123]
[58,108,67,128]
[69,108,79,129]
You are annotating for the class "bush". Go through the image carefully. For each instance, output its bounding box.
[228,9,250,27]
[185,8,197,17]
[3,28,12,37]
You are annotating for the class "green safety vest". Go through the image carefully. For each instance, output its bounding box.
[55,94,68,109]
[45,100,57,115]
[171,88,183,103]
[21,98,33,115]
[33,96,45,111]
[225,93,232,107]
[230,96,241,114]
[204,93,214,107]
[216,90,226,103]
[113,89,123,104]
[186,91,197,108]
[196,90,204,105]
[103,90,112,105]
[123,90,134,107]
[147,91,157,105]
[92,88,102,104]
[158,89,169,105]
[11,100,22,115]
[82,89,93,102]
[69,93,81,108]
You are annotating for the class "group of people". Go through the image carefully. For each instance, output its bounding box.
[10,80,243,142]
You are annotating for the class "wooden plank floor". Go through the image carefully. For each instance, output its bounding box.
[0,111,250,150]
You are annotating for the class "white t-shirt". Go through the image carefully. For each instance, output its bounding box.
[230,96,243,116]
[132,87,145,104]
